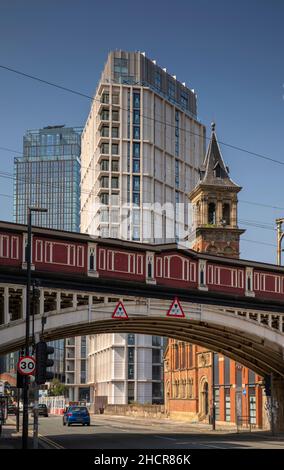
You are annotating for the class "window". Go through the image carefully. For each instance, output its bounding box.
[128,382,135,404]
[133,142,140,158]
[225,388,231,422]
[248,369,255,385]
[101,143,109,154]
[101,176,109,188]
[100,193,109,205]
[132,226,140,240]
[133,92,140,109]
[133,126,140,139]
[174,344,179,369]
[112,93,119,104]
[101,109,109,121]
[112,110,119,121]
[111,160,119,172]
[112,127,119,138]
[128,347,135,363]
[188,345,193,368]
[213,354,219,386]
[101,126,109,137]
[180,91,188,108]
[222,203,230,225]
[168,80,176,99]
[114,58,128,75]
[152,349,161,363]
[111,143,119,155]
[128,334,135,345]
[155,70,161,90]
[111,177,119,189]
[100,160,109,171]
[133,193,140,205]
[133,176,140,192]
[128,364,134,379]
[100,209,109,222]
[224,357,230,385]
[132,209,140,224]
[133,110,140,125]
[110,208,119,223]
[208,203,216,224]
[101,93,109,104]
[133,159,140,173]
[152,365,161,380]
[152,336,161,346]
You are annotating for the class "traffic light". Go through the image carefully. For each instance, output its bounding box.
[263,374,271,396]
[35,341,54,385]
[16,370,24,389]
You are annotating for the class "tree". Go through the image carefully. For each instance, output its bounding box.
[48,378,67,397]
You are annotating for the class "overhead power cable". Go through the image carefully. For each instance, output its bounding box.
[1,64,284,167]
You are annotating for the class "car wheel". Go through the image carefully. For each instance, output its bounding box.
[87,423,90,426]
[63,421,66,426]
[67,423,71,427]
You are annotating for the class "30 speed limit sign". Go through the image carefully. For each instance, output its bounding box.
[17,356,36,375]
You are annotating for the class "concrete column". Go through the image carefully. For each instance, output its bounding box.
[231,201,237,227]
[217,199,222,226]
[272,376,284,432]
[4,286,9,324]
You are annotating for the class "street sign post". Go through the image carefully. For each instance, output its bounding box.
[17,356,36,376]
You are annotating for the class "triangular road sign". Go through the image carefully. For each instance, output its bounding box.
[112,301,129,320]
[166,297,185,318]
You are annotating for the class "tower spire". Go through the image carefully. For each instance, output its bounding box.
[188,123,245,258]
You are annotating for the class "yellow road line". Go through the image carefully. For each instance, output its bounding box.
[38,434,64,449]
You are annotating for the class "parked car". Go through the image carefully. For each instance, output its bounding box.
[37,404,49,417]
[63,406,90,426]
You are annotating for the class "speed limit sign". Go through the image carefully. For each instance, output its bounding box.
[17,356,36,375]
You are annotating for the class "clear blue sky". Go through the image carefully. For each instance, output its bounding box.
[0,0,283,264]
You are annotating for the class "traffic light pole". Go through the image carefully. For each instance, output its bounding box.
[22,209,32,450]
[22,207,47,450]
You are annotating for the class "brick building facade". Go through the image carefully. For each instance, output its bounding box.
[164,341,267,427]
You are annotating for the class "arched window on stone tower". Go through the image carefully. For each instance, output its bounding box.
[208,203,216,225]
[222,203,230,226]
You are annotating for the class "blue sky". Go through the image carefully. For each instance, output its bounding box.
[0,0,283,263]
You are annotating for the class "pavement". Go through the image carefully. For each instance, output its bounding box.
[1,414,284,450]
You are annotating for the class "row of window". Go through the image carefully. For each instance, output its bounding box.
[100,109,119,121]
[101,92,120,105]
[100,160,119,172]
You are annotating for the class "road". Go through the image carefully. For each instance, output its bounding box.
[30,415,284,449]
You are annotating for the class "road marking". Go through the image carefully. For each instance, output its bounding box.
[38,434,65,449]
[154,435,177,441]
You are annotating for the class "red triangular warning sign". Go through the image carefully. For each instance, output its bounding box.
[112,301,129,320]
[166,297,185,318]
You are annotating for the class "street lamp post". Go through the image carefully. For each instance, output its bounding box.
[211,352,216,431]
[276,218,284,265]
[22,207,47,450]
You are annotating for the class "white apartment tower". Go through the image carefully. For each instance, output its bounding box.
[81,51,206,405]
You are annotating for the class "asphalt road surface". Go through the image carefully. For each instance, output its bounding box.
[31,415,284,449]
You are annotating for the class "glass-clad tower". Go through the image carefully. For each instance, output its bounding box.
[12,125,82,387]
[14,125,81,231]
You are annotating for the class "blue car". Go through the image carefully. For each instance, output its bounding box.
[63,406,90,426]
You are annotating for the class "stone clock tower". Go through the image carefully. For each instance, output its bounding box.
[188,123,245,258]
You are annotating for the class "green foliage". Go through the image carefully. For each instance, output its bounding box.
[48,378,68,397]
